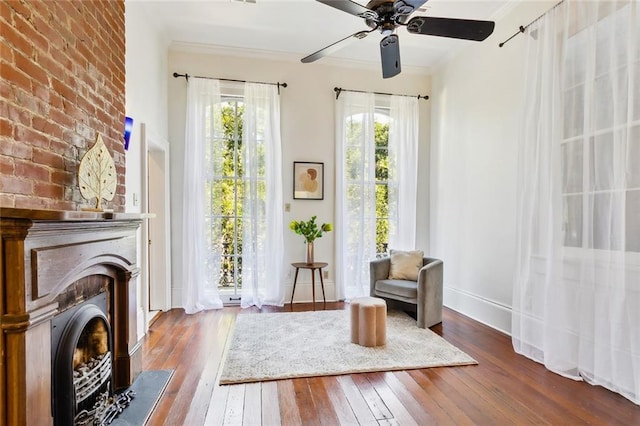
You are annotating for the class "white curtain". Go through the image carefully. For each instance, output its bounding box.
[336,91,377,300]
[182,78,223,314]
[388,95,419,249]
[336,92,420,300]
[513,0,639,404]
[240,82,285,308]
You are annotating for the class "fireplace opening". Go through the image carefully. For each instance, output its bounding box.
[51,292,114,425]
[73,317,111,411]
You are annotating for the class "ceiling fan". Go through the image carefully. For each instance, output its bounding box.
[301,0,495,78]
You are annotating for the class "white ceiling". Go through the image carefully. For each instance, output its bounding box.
[131,0,512,73]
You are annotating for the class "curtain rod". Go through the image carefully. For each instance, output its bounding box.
[334,87,428,100]
[172,72,288,94]
[499,0,565,47]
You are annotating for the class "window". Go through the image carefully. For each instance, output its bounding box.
[374,109,391,255]
[560,5,640,253]
[205,96,245,301]
[337,91,418,298]
[183,78,283,311]
[344,108,392,256]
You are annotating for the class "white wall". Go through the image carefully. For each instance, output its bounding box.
[168,47,431,307]
[125,2,170,337]
[125,4,170,199]
[128,2,557,330]
[430,1,555,334]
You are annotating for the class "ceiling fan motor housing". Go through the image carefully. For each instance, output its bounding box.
[364,0,401,32]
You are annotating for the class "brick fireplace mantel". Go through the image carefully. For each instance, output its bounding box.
[0,208,143,425]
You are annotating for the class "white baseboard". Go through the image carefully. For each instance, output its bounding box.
[171,281,338,309]
[443,286,512,335]
[286,281,337,304]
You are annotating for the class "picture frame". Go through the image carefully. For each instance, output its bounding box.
[293,161,324,200]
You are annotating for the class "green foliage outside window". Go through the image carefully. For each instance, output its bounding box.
[344,113,391,255]
[374,119,390,255]
[208,104,392,290]
[207,101,244,289]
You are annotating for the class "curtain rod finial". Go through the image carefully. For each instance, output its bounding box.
[173,72,189,81]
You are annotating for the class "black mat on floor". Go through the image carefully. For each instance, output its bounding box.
[111,369,173,425]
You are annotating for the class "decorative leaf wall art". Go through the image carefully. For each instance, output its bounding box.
[78,133,117,211]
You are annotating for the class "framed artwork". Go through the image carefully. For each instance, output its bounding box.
[293,162,324,200]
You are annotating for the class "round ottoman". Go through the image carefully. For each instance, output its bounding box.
[350,297,387,347]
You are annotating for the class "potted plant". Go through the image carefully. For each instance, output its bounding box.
[289,215,332,264]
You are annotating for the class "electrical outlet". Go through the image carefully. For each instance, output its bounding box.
[284,203,291,212]
[286,269,292,279]
[323,270,329,279]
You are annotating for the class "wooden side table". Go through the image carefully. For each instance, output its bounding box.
[290,262,328,310]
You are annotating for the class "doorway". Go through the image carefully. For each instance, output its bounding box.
[141,123,171,325]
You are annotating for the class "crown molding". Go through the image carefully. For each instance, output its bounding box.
[169,41,431,76]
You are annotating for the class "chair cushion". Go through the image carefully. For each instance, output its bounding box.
[388,249,423,281]
[374,279,418,301]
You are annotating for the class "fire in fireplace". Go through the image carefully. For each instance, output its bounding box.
[51,292,133,425]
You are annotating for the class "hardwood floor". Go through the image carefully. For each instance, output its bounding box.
[142,303,639,425]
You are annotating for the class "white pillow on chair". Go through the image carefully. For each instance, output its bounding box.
[388,249,424,281]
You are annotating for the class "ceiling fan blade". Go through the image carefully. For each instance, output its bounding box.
[301,30,374,63]
[316,0,376,19]
[406,16,495,41]
[380,34,401,79]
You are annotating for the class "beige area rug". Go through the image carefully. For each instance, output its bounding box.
[219,309,477,385]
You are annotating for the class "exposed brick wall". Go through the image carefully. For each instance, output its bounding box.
[0,0,126,211]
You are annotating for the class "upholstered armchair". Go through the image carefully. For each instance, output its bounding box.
[369,256,443,328]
